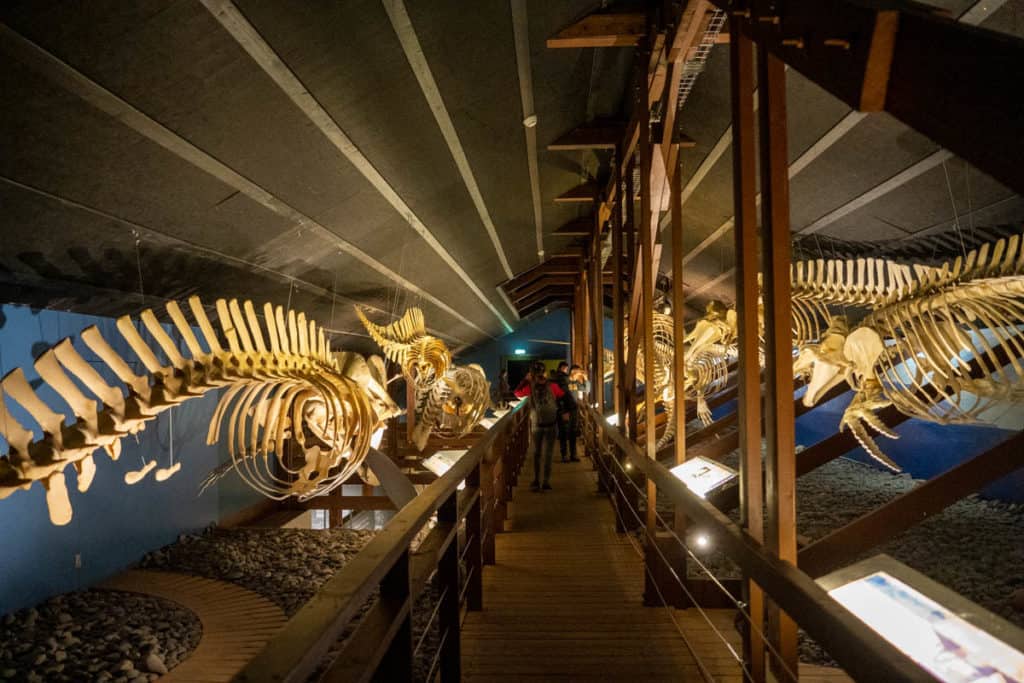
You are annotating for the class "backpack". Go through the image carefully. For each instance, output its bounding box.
[530,382,559,427]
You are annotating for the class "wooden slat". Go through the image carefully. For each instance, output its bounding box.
[547,121,625,150]
[295,495,396,511]
[552,216,595,235]
[555,181,601,203]
[546,12,646,48]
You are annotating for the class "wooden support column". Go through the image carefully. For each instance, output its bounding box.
[374,550,413,680]
[669,148,688,533]
[638,38,661,605]
[591,207,606,413]
[437,492,462,681]
[612,146,627,430]
[624,153,639,441]
[730,28,766,683]
[758,44,798,678]
[580,264,592,377]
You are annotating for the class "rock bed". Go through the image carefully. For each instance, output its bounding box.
[0,589,199,682]
[139,527,375,616]
[139,526,446,682]
[641,449,1024,666]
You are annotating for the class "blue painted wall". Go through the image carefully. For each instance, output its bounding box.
[456,310,615,396]
[0,304,263,614]
[794,387,1023,502]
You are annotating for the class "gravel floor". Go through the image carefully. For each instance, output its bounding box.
[0,589,200,682]
[139,525,447,682]
[139,528,375,616]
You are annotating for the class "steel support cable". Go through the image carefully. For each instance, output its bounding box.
[595,432,801,683]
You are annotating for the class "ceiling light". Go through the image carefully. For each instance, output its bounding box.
[514,348,526,355]
[523,114,538,128]
[695,534,710,549]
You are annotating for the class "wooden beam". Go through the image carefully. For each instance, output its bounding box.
[638,36,661,605]
[669,146,689,535]
[553,216,595,236]
[612,147,626,429]
[555,181,601,203]
[547,12,646,48]
[512,276,576,303]
[502,256,582,292]
[721,0,1024,196]
[758,45,798,676]
[590,207,605,413]
[799,430,1024,578]
[297,495,397,511]
[730,28,766,682]
[548,121,625,150]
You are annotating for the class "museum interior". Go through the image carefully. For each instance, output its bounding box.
[1,1,1023,681]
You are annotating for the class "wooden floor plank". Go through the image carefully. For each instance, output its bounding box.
[464,458,854,682]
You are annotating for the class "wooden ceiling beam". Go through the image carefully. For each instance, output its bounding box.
[547,121,626,150]
[513,277,576,302]
[546,12,646,48]
[501,253,584,291]
[518,285,614,311]
[554,182,601,203]
[553,216,597,236]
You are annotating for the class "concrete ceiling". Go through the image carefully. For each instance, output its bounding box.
[0,0,1021,348]
[0,0,630,352]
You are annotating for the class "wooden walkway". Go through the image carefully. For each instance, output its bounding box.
[462,458,853,682]
[98,570,286,682]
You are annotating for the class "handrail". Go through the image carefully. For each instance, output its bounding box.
[235,399,528,682]
[584,405,936,683]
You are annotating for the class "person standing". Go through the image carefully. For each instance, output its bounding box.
[514,361,566,491]
[552,361,580,462]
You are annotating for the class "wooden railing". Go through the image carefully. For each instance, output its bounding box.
[581,405,934,683]
[235,401,530,682]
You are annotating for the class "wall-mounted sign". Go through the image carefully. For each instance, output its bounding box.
[819,554,1024,683]
[668,456,738,498]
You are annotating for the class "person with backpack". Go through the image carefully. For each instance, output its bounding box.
[514,361,566,491]
[552,361,580,462]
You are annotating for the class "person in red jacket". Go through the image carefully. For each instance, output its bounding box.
[514,361,565,491]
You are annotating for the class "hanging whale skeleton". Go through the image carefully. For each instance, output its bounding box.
[0,296,400,526]
[633,230,1024,469]
[356,306,491,451]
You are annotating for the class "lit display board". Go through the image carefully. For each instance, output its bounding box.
[819,555,1024,683]
[422,449,469,490]
[668,456,738,498]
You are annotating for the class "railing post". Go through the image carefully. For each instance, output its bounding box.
[373,550,413,682]
[437,491,462,682]
[481,438,499,565]
[466,461,484,611]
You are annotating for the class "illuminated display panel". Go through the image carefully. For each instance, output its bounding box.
[422,449,469,490]
[820,555,1024,683]
[668,456,737,498]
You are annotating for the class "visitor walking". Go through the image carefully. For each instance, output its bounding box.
[552,362,580,462]
[514,361,566,491]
